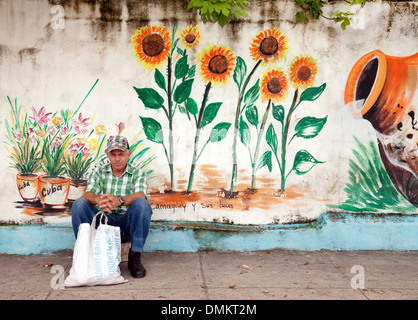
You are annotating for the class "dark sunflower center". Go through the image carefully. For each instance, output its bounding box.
[142,33,164,57]
[297,66,312,81]
[267,77,283,94]
[260,36,278,56]
[185,34,196,44]
[208,54,228,74]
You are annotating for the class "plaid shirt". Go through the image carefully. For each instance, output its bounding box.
[86,160,147,213]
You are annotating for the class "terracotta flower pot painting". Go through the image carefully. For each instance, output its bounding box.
[38,175,71,209]
[4,80,154,214]
[16,173,39,202]
[343,50,418,210]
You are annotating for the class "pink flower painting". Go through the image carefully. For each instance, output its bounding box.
[29,106,52,127]
[71,113,90,135]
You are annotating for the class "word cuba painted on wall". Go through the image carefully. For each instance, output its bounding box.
[4,21,329,219]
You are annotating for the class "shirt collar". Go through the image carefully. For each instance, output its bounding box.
[103,162,134,176]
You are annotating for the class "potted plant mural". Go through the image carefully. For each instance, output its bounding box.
[4,97,43,201]
[4,80,102,211]
[38,133,74,208]
[10,137,43,202]
[64,146,94,201]
[65,123,108,201]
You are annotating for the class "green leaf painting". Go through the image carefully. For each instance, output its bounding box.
[291,116,328,141]
[298,83,326,104]
[186,98,199,115]
[266,124,278,155]
[175,55,190,79]
[154,69,166,92]
[201,102,222,129]
[257,150,272,172]
[134,87,164,110]
[291,149,324,175]
[272,104,284,125]
[209,122,231,143]
[139,116,164,144]
[233,56,247,89]
[245,104,259,128]
[173,79,194,104]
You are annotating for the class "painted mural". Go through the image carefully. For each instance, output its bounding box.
[2,6,417,226]
[130,22,328,213]
[3,21,330,220]
[3,80,155,216]
[340,50,418,213]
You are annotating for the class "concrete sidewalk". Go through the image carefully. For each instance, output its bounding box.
[1,249,418,300]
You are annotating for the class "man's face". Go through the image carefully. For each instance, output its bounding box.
[106,149,131,171]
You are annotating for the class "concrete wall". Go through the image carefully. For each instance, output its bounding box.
[1,0,417,252]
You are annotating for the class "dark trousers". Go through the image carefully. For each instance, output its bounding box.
[71,197,152,252]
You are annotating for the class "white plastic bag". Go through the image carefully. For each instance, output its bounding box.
[65,211,127,287]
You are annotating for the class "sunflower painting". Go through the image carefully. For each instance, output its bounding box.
[186,45,235,192]
[197,45,236,85]
[226,28,291,195]
[289,54,318,90]
[132,22,197,192]
[131,25,172,70]
[249,28,289,64]
[225,27,327,195]
[178,25,201,50]
[260,69,289,103]
[130,21,328,211]
[265,54,327,192]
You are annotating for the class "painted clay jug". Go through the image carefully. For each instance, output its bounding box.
[345,50,418,206]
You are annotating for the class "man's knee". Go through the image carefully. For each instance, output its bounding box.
[71,197,95,221]
[129,198,152,217]
[71,197,89,212]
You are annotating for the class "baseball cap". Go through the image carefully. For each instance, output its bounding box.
[105,135,130,153]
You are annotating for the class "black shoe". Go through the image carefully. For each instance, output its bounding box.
[128,250,146,278]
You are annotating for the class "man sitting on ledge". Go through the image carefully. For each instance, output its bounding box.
[71,135,152,278]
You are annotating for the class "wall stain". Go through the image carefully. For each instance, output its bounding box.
[18,48,40,63]
[99,0,122,21]
[387,1,418,34]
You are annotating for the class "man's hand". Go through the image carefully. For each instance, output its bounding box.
[83,191,145,213]
[97,193,121,213]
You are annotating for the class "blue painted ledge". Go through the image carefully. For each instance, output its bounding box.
[1,211,418,254]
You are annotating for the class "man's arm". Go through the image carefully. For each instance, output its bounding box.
[83,191,99,206]
[122,191,146,205]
